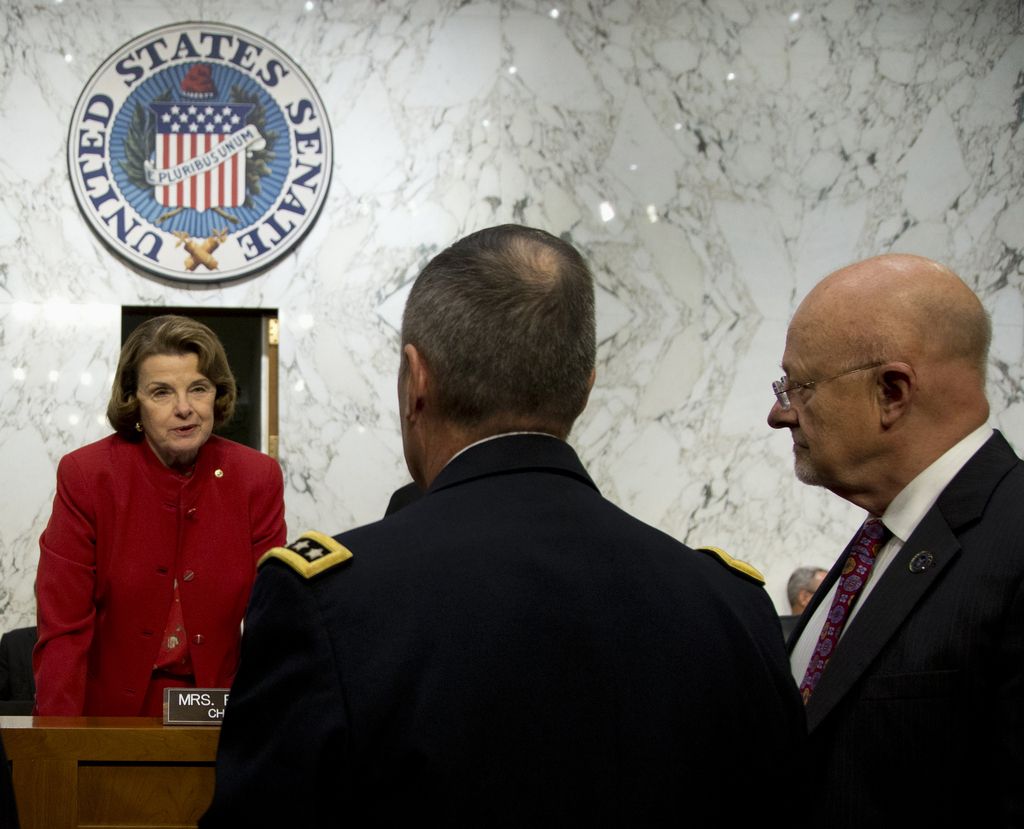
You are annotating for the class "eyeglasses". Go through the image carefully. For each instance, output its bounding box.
[771,363,883,410]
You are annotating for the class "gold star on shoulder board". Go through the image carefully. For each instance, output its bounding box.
[258,531,353,579]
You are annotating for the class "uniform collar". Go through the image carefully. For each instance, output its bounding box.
[429,433,597,495]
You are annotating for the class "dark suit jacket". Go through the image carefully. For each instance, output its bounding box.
[384,481,421,516]
[0,628,35,715]
[788,431,1024,827]
[203,435,804,827]
[778,614,800,641]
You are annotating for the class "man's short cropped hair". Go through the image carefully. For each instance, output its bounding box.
[401,224,596,435]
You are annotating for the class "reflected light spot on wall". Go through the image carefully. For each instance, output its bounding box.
[789,11,801,23]
[726,71,736,81]
[599,201,615,222]
[48,370,60,383]
[84,303,120,324]
[646,205,659,223]
[294,379,305,393]
[12,367,26,382]
[13,302,36,320]
[68,414,80,426]
[80,373,92,386]
[43,302,75,324]
[549,8,560,19]
[508,65,517,75]
[304,0,314,10]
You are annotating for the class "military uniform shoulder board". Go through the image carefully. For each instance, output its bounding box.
[696,546,765,585]
[258,531,353,579]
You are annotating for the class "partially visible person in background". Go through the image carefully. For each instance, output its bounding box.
[0,627,35,714]
[34,315,286,716]
[779,566,827,640]
[788,567,827,615]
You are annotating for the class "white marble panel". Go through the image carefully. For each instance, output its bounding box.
[0,0,1021,632]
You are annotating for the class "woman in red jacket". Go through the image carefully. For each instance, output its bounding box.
[34,315,287,715]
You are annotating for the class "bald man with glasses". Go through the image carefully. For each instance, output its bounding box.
[768,254,1024,828]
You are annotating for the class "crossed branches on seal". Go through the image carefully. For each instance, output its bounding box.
[172,228,229,271]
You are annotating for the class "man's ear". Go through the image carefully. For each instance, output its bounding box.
[402,343,430,423]
[878,361,915,428]
[581,368,596,410]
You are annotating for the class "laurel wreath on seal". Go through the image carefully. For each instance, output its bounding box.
[120,89,170,190]
[119,85,279,215]
[227,84,279,208]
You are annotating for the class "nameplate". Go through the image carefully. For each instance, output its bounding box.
[163,688,230,726]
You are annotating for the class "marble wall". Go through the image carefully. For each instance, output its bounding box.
[1,0,1021,630]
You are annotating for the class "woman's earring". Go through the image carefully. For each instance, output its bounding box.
[135,422,143,432]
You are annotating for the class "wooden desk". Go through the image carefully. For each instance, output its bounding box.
[1,716,219,829]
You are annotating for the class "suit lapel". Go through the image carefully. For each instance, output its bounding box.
[804,509,961,731]
[801,431,1019,733]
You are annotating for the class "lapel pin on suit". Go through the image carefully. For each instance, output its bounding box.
[908,551,935,573]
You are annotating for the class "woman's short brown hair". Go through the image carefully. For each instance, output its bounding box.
[107,315,237,438]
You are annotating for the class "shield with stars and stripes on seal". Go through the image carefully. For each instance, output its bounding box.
[144,62,265,212]
[148,98,257,212]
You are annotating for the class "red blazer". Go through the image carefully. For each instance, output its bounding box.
[34,434,286,715]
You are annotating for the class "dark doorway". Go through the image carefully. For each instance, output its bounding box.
[121,307,278,455]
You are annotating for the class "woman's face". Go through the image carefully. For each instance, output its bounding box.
[136,352,216,471]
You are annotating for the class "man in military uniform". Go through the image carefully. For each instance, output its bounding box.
[202,224,803,827]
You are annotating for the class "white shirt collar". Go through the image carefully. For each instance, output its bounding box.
[880,423,992,543]
[444,431,560,468]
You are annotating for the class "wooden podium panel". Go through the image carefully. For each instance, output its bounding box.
[1,716,219,829]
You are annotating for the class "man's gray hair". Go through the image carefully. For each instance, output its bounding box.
[401,224,596,437]
[786,566,826,608]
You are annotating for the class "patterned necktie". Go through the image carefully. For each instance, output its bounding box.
[799,518,888,703]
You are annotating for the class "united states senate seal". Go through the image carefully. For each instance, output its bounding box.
[68,22,332,283]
